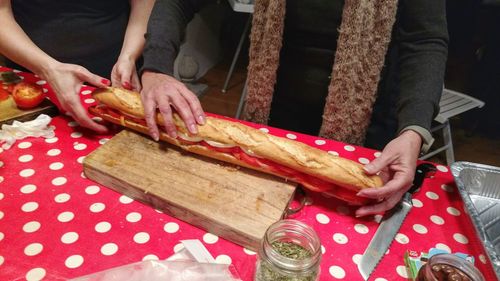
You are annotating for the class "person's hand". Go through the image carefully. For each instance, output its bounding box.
[140,71,206,141]
[41,61,110,133]
[111,55,141,91]
[355,130,423,217]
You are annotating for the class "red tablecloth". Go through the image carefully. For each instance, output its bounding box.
[0,68,496,281]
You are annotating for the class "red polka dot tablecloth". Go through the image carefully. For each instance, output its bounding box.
[0,68,497,281]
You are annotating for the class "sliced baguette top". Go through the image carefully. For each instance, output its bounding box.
[92,87,383,191]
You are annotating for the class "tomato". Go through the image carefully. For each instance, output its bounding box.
[12,82,44,109]
[0,87,9,101]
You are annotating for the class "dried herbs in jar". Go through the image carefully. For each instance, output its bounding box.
[255,220,321,281]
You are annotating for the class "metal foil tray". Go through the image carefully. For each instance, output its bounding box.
[451,161,500,279]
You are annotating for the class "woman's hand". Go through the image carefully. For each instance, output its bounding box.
[355,130,423,217]
[111,55,141,91]
[140,71,205,141]
[41,61,110,133]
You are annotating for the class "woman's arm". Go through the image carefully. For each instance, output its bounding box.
[111,0,155,90]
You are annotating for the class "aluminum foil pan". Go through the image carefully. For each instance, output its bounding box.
[451,161,500,279]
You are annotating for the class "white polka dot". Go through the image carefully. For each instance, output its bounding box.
[202,233,219,244]
[85,185,100,195]
[18,154,33,162]
[447,207,461,216]
[344,145,355,152]
[23,221,41,233]
[80,172,86,179]
[259,128,269,133]
[126,212,142,223]
[24,243,43,256]
[73,143,87,150]
[435,243,451,253]
[479,254,487,264]
[133,232,150,244]
[215,255,232,265]
[164,222,180,233]
[12,69,21,73]
[0,176,3,183]
[99,138,109,145]
[413,224,428,234]
[374,278,388,281]
[25,268,46,281]
[22,202,39,212]
[430,215,444,225]
[55,193,70,203]
[328,151,339,156]
[333,233,348,244]
[43,88,48,93]
[354,224,369,234]
[143,254,159,261]
[68,121,79,127]
[77,156,85,163]
[101,243,118,256]
[70,132,83,138]
[119,195,134,204]
[95,222,111,233]
[84,98,95,104]
[426,191,439,200]
[374,151,382,157]
[45,137,58,143]
[395,233,410,244]
[243,248,256,255]
[453,233,469,244]
[329,265,346,279]
[352,254,362,265]
[358,157,370,164]
[441,184,454,192]
[92,116,102,122]
[61,232,79,244]
[316,213,330,224]
[315,139,326,146]
[20,169,35,177]
[321,245,326,254]
[0,161,3,168]
[0,211,4,220]
[18,141,32,149]
[374,214,383,223]
[0,193,3,200]
[396,265,409,278]
[47,149,61,156]
[412,199,423,208]
[20,184,37,194]
[81,90,92,95]
[51,177,67,186]
[90,203,105,213]
[65,255,84,268]
[49,162,64,170]
[436,165,448,173]
[0,232,3,241]
[286,133,297,140]
[58,211,74,222]
[173,243,185,253]
[35,80,46,85]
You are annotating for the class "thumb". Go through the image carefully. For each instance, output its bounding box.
[77,67,110,88]
[364,152,391,175]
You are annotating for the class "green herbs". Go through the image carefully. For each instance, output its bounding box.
[255,241,318,281]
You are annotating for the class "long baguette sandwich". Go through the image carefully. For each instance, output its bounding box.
[89,87,383,205]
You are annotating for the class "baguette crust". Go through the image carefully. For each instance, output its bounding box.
[92,87,383,193]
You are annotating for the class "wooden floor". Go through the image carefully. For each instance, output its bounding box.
[198,61,500,167]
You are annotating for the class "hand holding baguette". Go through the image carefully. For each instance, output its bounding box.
[89,87,383,205]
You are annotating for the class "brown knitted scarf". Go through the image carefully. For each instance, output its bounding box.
[243,0,398,145]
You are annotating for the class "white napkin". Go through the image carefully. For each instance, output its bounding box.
[0,114,55,150]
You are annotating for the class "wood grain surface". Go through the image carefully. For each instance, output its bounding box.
[83,130,297,250]
[0,97,58,126]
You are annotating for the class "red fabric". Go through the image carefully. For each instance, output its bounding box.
[0,67,496,281]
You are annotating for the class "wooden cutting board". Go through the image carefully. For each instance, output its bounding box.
[0,96,58,126]
[83,130,297,250]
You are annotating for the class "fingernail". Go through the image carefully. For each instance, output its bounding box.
[197,115,206,125]
[189,124,198,134]
[101,79,110,86]
[123,81,132,90]
[152,132,159,141]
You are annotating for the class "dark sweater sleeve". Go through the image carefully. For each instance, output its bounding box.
[395,0,449,133]
[141,0,208,75]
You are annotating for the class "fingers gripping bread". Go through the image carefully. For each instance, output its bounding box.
[91,87,382,204]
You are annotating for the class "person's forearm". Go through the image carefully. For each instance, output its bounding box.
[0,0,58,76]
[118,0,155,62]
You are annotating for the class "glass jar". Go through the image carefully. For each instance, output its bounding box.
[254,219,321,281]
[416,253,486,281]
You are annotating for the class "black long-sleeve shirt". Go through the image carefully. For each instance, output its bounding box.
[143,0,448,149]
